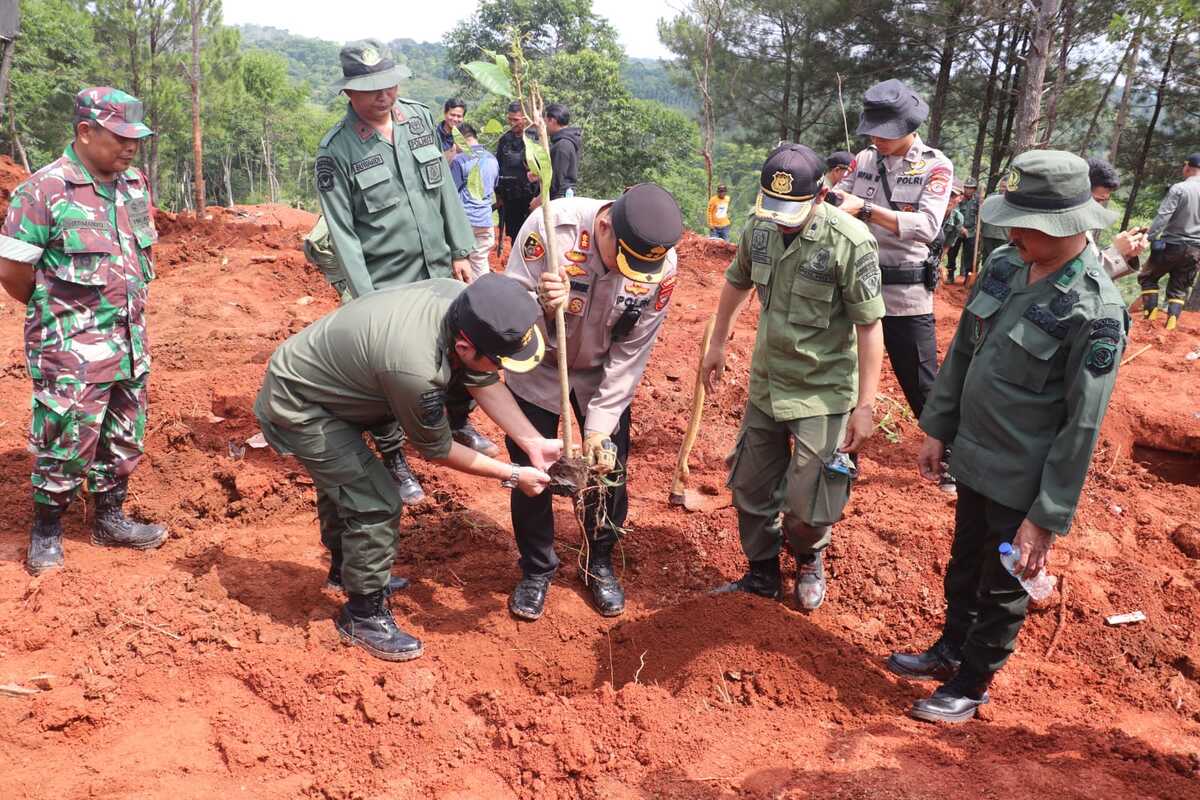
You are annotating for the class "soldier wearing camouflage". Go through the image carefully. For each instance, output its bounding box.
[0,87,168,575]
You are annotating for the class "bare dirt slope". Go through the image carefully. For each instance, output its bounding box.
[0,157,1197,799]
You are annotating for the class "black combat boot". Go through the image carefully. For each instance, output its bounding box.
[451,421,500,457]
[711,557,782,599]
[336,590,423,662]
[325,550,410,595]
[27,503,66,575]
[887,636,963,682]
[382,450,426,506]
[909,663,993,724]
[582,545,625,617]
[508,574,552,621]
[92,482,167,549]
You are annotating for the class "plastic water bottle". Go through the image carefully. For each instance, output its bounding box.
[998,542,1057,600]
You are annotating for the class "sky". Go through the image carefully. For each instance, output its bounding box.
[222,0,679,60]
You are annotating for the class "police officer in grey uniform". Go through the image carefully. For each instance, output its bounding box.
[834,79,955,491]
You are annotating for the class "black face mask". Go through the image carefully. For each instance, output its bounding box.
[611,303,641,342]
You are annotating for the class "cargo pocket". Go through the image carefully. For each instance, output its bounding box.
[787,276,834,329]
[316,450,400,519]
[354,163,400,213]
[723,425,749,490]
[410,143,445,190]
[30,386,81,458]
[57,228,118,286]
[751,261,773,307]
[997,318,1062,393]
[805,463,853,527]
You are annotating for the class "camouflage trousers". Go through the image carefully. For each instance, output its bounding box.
[29,374,148,508]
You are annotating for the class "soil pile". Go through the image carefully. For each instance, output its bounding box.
[0,196,1197,799]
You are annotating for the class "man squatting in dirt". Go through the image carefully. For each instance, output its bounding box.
[0,88,169,575]
[254,275,563,661]
[307,39,498,508]
[702,144,885,611]
[890,151,1128,723]
[502,183,684,621]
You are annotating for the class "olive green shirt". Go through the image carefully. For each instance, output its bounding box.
[315,100,474,298]
[255,279,497,460]
[959,195,979,232]
[725,204,886,421]
[920,245,1128,533]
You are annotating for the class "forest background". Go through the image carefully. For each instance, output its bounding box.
[0,0,1197,241]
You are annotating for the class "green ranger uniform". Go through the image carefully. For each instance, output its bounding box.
[978,217,1009,267]
[941,206,964,251]
[949,192,979,278]
[725,201,884,561]
[917,151,1127,680]
[253,280,497,594]
[314,42,473,299]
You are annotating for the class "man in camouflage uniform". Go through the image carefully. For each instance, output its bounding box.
[313,40,494,506]
[941,181,966,283]
[0,88,167,574]
[890,151,1128,723]
[948,178,979,281]
[704,144,885,611]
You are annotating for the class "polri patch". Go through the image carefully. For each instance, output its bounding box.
[522,232,545,261]
[315,156,336,192]
[419,389,446,427]
[655,274,677,311]
[351,153,385,174]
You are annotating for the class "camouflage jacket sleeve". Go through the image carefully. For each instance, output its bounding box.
[315,137,375,299]
[0,183,51,264]
[586,256,677,438]
[1027,304,1127,533]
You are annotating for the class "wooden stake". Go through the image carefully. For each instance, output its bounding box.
[1120,343,1152,366]
[669,316,716,506]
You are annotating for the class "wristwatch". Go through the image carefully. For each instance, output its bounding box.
[500,465,520,489]
[859,202,874,222]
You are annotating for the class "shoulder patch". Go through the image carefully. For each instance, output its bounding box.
[655,274,677,311]
[419,389,446,427]
[854,250,882,297]
[1085,340,1119,376]
[315,156,336,192]
[750,226,770,264]
[1089,317,1123,342]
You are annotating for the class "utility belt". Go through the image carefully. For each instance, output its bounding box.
[881,258,938,290]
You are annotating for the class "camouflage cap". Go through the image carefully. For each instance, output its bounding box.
[980,150,1118,237]
[75,87,154,139]
[334,40,412,92]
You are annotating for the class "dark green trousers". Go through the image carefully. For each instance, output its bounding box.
[943,482,1031,675]
[257,417,402,595]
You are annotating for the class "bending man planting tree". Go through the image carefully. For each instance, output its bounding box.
[704,143,885,611]
[254,275,561,662]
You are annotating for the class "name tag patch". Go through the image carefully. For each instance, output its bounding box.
[352,154,385,174]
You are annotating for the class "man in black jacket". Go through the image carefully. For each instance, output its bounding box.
[533,102,581,208]
[495,101,539,248]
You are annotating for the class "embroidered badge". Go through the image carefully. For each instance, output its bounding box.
[981,275,1012,301]
[903,160,927,176]
[1023,304,1070,339]
[855,251,881,297]
[567,297,585,316]
[1007,167,1022,192]
[522,232,545,261]
[315,156,336,192]
[565,250,587,264]
[408,133,436,150]
[770,171,793,195]
[423,160,442,185]
[655,274,677,311]
[1049,289,1079,318]
[578,230,591,251]
[564,263,587,277]
[751,228,770,264]
[624,282,651,296]
[419,389,446,427]
[927,167,951,197]
[1085,340,1118,376]
[798,249,835,284]
[408,116,426,136]
[1089,318,1122,342]
[351,153,385,174]
[569,279,590,293]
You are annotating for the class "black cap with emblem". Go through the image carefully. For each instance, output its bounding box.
[856,79,929,139]
[610,183,684,284]
[755,143,823,226]
[451,274,545,373]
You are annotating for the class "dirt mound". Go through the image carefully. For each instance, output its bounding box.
[0,154,28,216]
[0,225,1198,799]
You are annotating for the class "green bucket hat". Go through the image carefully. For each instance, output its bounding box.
[980,150,1118,236]
[333,40,412,92]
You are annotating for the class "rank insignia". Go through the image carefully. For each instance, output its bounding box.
[903,160,927,175]
[522,232,545,261]
[564,263,587,277]
[578,230,591,251]
[770,171,793,195]
[567,297,585,316]
[655,274,677,311]
[565,250,587,264]
[624,282,651,296]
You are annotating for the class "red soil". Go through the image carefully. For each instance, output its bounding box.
[0,155,1198,798]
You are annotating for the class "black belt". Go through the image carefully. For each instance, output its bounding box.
[881,263,926,285]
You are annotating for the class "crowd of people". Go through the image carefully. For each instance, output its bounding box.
[1,37,1198,726]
